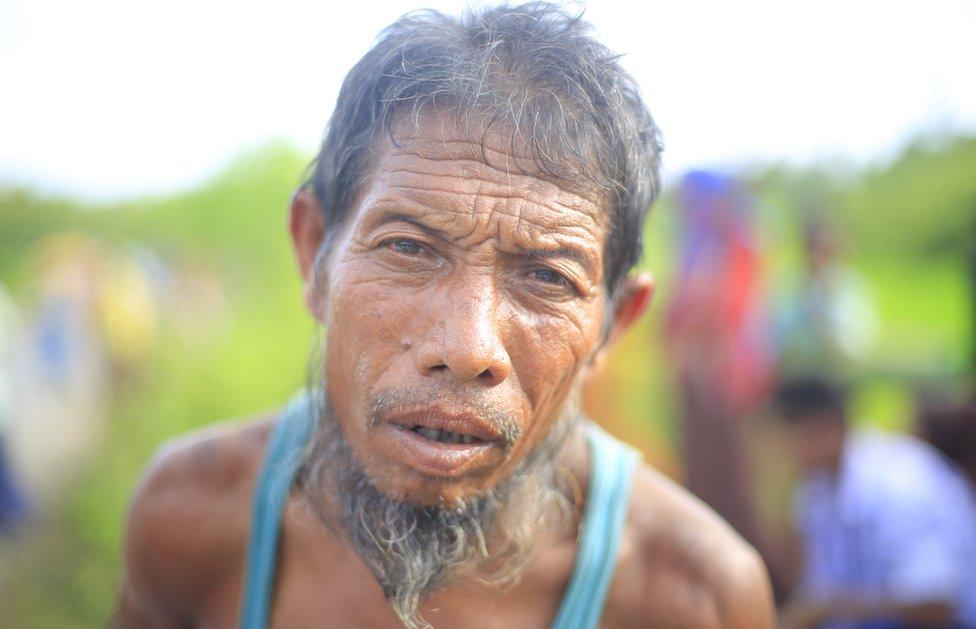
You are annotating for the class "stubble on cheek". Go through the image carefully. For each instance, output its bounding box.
[488,324,596,489]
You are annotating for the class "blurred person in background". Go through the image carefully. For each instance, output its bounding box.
[0,283,29,532]
[26,234,110,412]
[776,377,976,629]
[663,170,773,553]
[94,245,161,381]
[12,234,113,505]
[775,215,879,377]
[113,4,774,629]
[664,171,773,414]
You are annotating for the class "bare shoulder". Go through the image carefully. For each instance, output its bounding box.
[606,463,774,629]
[115,413,276,625]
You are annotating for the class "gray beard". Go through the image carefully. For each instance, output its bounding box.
[296,385,579,629]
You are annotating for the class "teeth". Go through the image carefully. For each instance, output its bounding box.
[416,426,440,440]
[412,426,478,445]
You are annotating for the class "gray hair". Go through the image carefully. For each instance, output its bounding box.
[305,1,663,297]
[297,385,578,629]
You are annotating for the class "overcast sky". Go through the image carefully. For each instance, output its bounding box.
[1,0,974,200]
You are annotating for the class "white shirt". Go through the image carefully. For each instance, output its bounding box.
[795,430,976,627]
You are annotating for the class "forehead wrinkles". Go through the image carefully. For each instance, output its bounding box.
[371,138,606,254]
[385,129,602,203]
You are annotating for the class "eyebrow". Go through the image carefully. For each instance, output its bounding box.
[370,209,598,278]
[371,211,449,241]
[516,245,598,277]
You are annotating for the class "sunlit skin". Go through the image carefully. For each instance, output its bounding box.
[114,117,775,629]
[307,118,613,506]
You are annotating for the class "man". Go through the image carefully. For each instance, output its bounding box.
[776,378,976,628]
[114,4,773,628]
[775,217,879,376]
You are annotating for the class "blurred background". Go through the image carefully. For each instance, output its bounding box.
[1,0,974,626]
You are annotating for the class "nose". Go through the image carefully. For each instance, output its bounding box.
[415,277,512,387]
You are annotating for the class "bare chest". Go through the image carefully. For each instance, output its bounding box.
[194,562,692,629]
[196,521,582,628]
[191,504,693,628]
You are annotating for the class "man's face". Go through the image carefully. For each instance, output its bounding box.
[312,118,609,506]
[786,414,846,475]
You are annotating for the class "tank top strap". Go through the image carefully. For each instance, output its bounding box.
[239,392,317,629]
[552,423,641,629]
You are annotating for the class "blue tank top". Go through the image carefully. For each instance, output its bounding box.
[240,393,640,628]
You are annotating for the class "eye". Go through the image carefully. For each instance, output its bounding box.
[529,267,577,293]
[387,238,425,256]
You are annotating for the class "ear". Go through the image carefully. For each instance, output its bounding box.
[587,272,655,374]
[289,188,326,320]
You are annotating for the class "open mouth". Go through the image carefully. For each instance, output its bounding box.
[379,407,505,477]
[408,425,484,445]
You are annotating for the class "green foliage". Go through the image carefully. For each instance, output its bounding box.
[0,143,313,627]
[839,136,976,257]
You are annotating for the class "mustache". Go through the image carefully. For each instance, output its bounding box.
[369,387,523,448]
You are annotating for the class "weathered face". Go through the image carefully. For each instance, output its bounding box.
[310,118,611,506]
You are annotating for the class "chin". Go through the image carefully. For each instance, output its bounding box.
[368,460,502,508]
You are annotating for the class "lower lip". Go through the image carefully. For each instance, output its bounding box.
[383,424,498,478]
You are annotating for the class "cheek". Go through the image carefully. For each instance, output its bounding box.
[507,304,602,420]
[323,263,422,415]
[790,428,830,467]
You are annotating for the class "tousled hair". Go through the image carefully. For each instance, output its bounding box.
[305,1,662,297]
